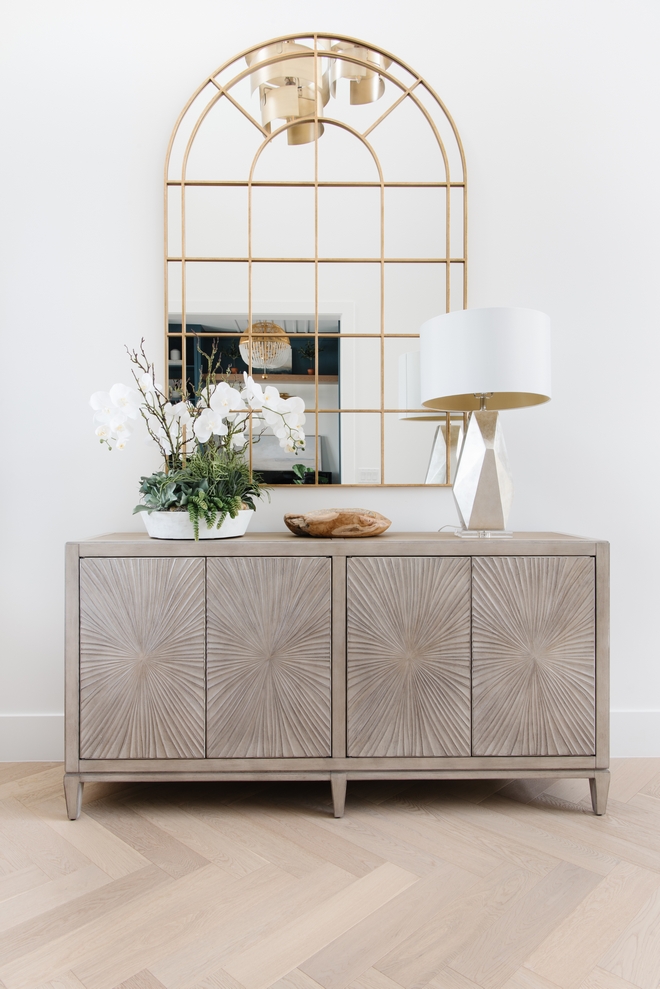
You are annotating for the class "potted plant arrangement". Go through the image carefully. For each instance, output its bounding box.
[299,340,322,375]
[221,339,241,375]
[90,340,306,539]
[291,463,330,484]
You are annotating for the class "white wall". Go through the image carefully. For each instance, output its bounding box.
[1,0,659,758]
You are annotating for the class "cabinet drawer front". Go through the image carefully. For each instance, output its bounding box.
[207,557,332,758]
[347,557,471,757]
[472,556,596,757]
[79,558,205,759]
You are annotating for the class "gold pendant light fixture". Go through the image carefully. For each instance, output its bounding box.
[329,42,391,105]
[246,39,390,145]
[246,40,331,146]
[239,320,292,374]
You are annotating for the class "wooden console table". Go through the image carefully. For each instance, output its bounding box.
[64,532,609,819]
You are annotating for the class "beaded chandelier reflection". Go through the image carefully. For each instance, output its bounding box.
[246,40,389,145]
[239,320,292,374]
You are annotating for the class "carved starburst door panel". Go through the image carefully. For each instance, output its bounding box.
[472,556,596,756]
[206,557,332,758]
[347,557,471,757]
[79,558,205,759]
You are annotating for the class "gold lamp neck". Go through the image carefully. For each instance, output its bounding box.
[475,392,493,411]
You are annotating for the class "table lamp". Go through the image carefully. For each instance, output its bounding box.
[419,307,551,536]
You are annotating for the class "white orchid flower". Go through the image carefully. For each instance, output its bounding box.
[240,374,307,451]
[171,401,192,423]
[279,397,306,430]
[193,410,213,444]
[209,382,246,419]
[109,383,142,420]
[250,414,267,436]
[163,401,192,425]
[242,373,265,409]
[193,407,228,443]
[279,424,305,451]
[262,407,281,427]
[95,423,111,441]
[114,438,129,450]
[231,432,247,450]
[138,372,163,396]
[211,416,230,437]
[110,416,133,438]
[90,391,114,415]
[281,395,305,418]
[262,385,281,405]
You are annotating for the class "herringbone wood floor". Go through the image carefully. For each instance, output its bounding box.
[1,763,660,989]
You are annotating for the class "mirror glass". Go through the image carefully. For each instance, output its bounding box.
[165,34,467,485]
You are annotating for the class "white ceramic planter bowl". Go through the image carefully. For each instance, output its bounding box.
[141,508,253,540]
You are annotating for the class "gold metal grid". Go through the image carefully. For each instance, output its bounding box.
[164,32,467,486]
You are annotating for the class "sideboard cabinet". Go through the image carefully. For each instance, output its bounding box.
[65,532,609,819]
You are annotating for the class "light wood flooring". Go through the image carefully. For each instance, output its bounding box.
[1,762,660,989]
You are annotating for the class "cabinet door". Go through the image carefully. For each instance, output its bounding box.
[472,556,595,756]
[79,558,205,759]
[347,557,471,757]
[206,557,332,758]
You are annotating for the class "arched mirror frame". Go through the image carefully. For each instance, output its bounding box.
[164,32,468,485]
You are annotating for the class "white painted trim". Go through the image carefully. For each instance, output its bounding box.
[0,714,64,761]
[1,712,659,762]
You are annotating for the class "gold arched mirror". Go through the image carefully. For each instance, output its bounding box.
[165,33,467,485]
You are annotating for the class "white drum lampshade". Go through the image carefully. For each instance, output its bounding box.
[420,307,551,412]
[419,307,551,533]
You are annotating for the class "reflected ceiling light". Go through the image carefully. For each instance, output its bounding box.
[246,41,330,145]
[329,42,391,105]
[420,308,551,535]
[240,320,292,372]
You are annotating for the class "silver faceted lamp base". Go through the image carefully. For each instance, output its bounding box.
[453,410,513,535]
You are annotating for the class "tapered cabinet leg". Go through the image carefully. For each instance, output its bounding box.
[331,773,347,818]
[64,775,83,820]
[590,771,610,815]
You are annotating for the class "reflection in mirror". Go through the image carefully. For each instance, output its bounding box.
[166,308,469,487]
[425,420,465,484]
[341,413,381,485]
[396,351,466,484]
[167,314,340,482]
[165,33,468,485]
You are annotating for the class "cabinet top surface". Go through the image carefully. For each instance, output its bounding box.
[69,531,607,557]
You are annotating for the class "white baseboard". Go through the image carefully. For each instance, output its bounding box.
[0,715,64,761]
[0,712,658,762]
